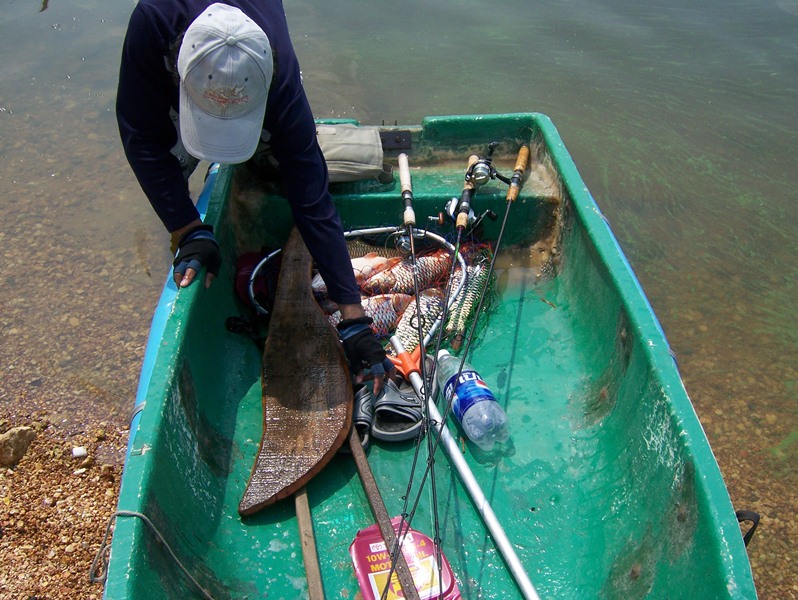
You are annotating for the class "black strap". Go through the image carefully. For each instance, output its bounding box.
[226,315,265,351]
[735,509,760,547]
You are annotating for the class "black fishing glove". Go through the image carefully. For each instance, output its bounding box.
[173,224,222,280]
[337,317,393,377]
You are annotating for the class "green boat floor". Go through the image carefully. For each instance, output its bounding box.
[123,266,721,598]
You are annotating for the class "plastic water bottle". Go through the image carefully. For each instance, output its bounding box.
[436,350,509,451]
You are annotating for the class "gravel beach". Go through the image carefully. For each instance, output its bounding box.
[0,411,127,599]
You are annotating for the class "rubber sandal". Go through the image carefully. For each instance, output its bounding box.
[371,379,424,442]
[340,384,374,453]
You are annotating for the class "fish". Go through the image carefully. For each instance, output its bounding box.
[312,252,391,294]
[445,263,491,349]
[360,249,452,295]
[391,288,446,354]
[351,252,391,284]
[327,293,413,338]
[346,238,404,259]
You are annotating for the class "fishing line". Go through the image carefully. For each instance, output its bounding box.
[388,152,483,532]
[296,222,428,599]
[385,153,486,595]
[389,153,446,596]
[453,145,530,370]
[338,181,501,598]
[374,155,481,596]
[392,144,540,600]
[417,152,485,483]
[427,144,529,487]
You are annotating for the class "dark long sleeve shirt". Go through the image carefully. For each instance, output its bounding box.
[116,0,360,304]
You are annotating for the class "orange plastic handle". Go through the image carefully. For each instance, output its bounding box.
[389,345,423,378]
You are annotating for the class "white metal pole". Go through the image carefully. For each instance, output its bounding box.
[390,337,541,600]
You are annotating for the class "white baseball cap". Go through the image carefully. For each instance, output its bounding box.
[177,3,273,164]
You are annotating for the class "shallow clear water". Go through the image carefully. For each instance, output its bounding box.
[1,0,795,596]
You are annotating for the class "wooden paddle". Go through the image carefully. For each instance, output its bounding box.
[239,227,352,516]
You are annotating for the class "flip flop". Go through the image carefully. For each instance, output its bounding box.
[340,384,374,453]
[371,379,424,442]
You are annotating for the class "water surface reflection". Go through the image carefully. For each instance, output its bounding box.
[1,0,796,596]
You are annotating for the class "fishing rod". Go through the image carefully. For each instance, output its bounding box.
[398,143,538,599]
[389,336,541,600]
[333,162,464,598]
[349,428,421,600]
[454,144,530,369]
[398,148,494,496]
[380,154,496,598]
[398,153,416,230]
[425,150,484,330]
[387,145,539,599]
[429,144,530,471]
[424,149,488,363]
[454,153,480,234]
[420,147,494,445]
[394,152,446,597]
[440,141,503,231]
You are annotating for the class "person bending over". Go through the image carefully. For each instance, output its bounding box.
[116,1,392,391]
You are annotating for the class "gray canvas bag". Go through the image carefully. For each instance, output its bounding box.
[316,124,393,183]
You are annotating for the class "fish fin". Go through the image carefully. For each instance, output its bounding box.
[392,293,413,313]
[385,257,404,268]
[366,260,392,278]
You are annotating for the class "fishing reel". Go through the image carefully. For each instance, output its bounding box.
[443,196,475,225]
[431,141,505,229]
[464,141,512,188]
[434,197,497,229]
[393,227,435,256]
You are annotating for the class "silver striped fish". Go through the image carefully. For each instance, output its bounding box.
[391,287,446,353]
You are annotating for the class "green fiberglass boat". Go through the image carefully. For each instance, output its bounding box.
[101,113,756,599]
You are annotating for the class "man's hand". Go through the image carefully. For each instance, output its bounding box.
[172,224,221,288]
[336,316,395,395]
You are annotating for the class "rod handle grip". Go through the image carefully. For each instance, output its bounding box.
[398,153,412,194]
[398,153,416,225]
[463,154,480,190]
[514,145,530,173]
[506,145,531,203]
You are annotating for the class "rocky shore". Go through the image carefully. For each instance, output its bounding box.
[0,411,126,599]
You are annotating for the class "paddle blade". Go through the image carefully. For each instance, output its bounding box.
[239,228,352,516]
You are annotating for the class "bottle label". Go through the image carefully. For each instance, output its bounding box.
[443,370,496,421]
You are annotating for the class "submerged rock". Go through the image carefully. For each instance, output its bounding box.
[0,426,37,467]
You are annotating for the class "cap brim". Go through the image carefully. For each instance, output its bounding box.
[179,84,266,164]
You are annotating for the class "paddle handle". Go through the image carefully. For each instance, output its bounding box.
[398,153,416,226]
[349,430,421,600]
[506,145,530,203]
